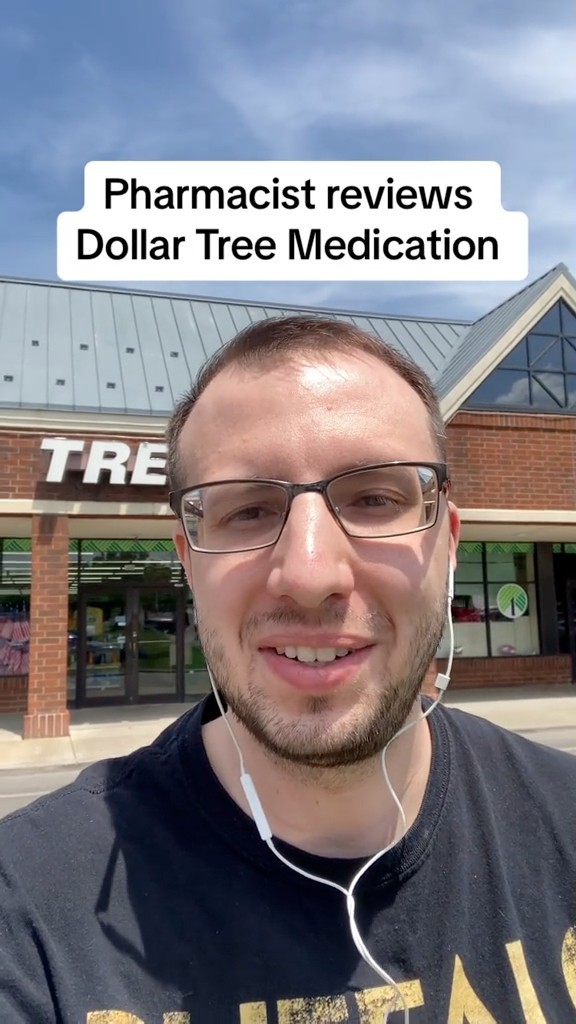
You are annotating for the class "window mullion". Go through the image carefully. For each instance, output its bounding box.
[482,543,492,657]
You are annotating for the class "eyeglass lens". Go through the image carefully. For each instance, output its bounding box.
[180,465,439,552]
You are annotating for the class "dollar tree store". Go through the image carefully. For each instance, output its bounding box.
[0,264,574,737]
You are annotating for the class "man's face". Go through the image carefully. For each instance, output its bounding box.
[174,352,460,768]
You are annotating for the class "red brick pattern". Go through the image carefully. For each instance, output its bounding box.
[25,514,71,737]
[0,676,27,712]
[422,654,572,694]
[0,431,166,504]
[23,710,70,739]
[446,412,576,510]
[2,417,575,509]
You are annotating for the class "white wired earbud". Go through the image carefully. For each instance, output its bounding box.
[206,567,456,1024]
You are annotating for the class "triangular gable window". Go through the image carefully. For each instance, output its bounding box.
[464,300,576,412]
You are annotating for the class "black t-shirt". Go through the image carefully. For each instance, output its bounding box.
[0,696,574,1024]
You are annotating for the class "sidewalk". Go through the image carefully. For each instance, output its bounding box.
[0,685,574,771]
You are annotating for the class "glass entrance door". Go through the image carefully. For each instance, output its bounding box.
[76,586,184,705]
[134,587,182,701]
[76,589,129,702]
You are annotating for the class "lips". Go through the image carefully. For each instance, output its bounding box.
[258,635,371,652]
[258,640,374,693]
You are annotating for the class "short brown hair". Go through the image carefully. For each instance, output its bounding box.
[166,315,446,490]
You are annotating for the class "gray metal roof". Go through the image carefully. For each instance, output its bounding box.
[437,263,576,401]
[0,277,468,415]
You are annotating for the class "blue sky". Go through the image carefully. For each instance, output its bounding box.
[0,0,574,320]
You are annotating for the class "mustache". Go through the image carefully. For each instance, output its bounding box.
[239,606,392,642]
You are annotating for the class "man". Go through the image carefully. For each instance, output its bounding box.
[0,316,574,1024]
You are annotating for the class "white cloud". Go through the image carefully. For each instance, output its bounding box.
[169,0,576,297]
[460,27,576,105]
[177,3,575,150]
[494,374,530,406]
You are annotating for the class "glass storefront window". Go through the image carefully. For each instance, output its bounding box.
[451,581,489,657]
[0,538,32,588]
[486,547,539,656]
[438,542,539,659]
[74,539,184,589]
[0,539,32,677]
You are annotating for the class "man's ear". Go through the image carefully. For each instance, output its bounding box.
[173,523,194,590]
[448,500,460,571]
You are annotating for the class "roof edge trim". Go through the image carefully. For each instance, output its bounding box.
[440,273,576,421]
[0,409,168,436]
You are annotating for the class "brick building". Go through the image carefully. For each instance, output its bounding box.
[0,265,574,737]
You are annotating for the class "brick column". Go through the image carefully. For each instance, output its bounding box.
[24,514,71,738]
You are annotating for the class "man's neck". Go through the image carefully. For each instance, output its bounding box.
[202,705,433,859]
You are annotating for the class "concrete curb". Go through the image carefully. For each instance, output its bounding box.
[0,720,178,771]
[443,696,575,733]
[0,737,77,770]
[0,732,164,770]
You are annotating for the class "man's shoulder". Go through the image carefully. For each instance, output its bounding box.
[437,700,576,800]
[440,699,573,755]
[0,704,200,858]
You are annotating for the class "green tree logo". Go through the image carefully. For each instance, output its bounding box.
[496,584,529,619]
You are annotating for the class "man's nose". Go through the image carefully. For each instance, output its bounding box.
[266,494,355,607]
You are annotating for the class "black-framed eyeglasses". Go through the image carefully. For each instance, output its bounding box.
[170,462,450,554]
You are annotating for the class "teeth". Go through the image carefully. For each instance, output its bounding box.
[274,645,351,663]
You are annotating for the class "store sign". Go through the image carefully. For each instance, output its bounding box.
[496,583,528,619]
[40,438,168,486]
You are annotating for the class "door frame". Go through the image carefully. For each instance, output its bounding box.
[566,580,576,684]
[75,583,187,707]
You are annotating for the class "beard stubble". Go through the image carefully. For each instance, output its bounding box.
[197,594,447,772]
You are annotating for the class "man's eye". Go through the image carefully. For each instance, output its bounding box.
[231,506,267,521]
[225,505,282,523]
[355,493,400,507]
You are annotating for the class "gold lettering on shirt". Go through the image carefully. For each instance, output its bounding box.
[355,980,424,1021]
[87,1015,145,1024]
[505,940,545,1023]
[447,955,497,1023]
[163,1016,191,1023]
[240,1003,268,1023]
[562,926,576,1007]
[277,994,348,1022]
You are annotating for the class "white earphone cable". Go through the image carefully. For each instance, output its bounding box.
[206,571,455,1024]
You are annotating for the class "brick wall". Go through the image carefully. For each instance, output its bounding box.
[0,676,27,712]
[24,514,71,737]
[1,417,575,510]
[446,412,576,509]
[0,431,167,504]
[424,654,572,693]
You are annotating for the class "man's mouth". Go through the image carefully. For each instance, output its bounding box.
[273,645,353,664]
[258,642,374,692]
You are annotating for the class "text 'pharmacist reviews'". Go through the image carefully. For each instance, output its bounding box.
[57,161,529,282]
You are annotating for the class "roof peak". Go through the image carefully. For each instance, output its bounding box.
[470,263,573,328]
